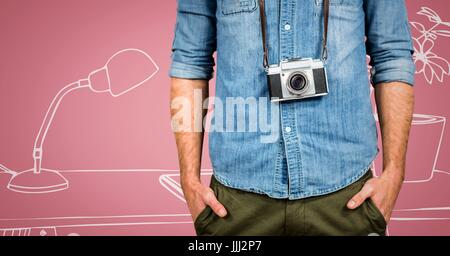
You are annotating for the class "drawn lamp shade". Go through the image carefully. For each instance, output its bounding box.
[4,49,159,193]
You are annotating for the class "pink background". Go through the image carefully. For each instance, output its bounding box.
[0,0,449,236]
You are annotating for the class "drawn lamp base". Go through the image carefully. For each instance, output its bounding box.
[7,169,68,193]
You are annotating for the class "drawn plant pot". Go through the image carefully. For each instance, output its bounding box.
[374,114,446,182]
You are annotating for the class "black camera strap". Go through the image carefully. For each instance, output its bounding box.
[258,0,330,69]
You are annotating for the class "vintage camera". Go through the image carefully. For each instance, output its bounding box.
[266,58,329,102]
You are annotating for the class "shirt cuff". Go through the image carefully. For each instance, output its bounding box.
[371,58,416,86]
[169,61,214,80]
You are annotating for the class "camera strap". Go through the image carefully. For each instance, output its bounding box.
[258,0,330,69]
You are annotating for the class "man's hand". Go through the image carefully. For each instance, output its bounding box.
[347,169,404,223]
[182,180,228,222]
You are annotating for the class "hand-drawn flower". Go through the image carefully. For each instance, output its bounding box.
[410,21,438,40]
[417,7,450,26]
[413,38,450,84]
[410,21,426,34]
[415,7,450,40]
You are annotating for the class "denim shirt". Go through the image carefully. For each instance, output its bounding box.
[169,0,415,199]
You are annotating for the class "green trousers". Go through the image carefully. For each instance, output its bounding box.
[194,171,387,236]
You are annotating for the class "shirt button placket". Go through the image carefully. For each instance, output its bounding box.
[280,0,292,60]
[279,0,301,198]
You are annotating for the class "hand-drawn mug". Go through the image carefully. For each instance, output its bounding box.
[374,114,446,182]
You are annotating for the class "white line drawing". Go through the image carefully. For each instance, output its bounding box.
[0,213,192,221]
[3,48,159,194]
[390,169,450,216]
[0,164,17,176]
[411,7,450,84]
[403,114,446,183]
[2,228,31,236]
[372,114,450,234]
[2,223,193,236]
[159,170,214,203]
[159,174,188,203]
[395,206,450,212]
[2,228,55,236]
[392,218,450,221]
[0,169,195,236]
[161,167,450,236]
[372,113,450,234]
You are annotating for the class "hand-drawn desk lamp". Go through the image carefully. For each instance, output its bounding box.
[0,48,158,193]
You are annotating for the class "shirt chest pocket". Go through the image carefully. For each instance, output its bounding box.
[221,0,257,15]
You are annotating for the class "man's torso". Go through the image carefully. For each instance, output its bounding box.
[209,0,378,199]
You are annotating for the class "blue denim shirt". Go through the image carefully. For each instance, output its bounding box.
[169,0,415,199]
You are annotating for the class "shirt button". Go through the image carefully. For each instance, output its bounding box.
[285,127,292,133]
[284,24,291,31]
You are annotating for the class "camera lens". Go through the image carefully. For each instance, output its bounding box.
[288,73,307,92]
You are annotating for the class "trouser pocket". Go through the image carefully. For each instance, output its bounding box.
[358,171,387,235]
[193,177,219,236]
[194,206,213,235]
[304,170,387,236]
[364,197,387,234]
[195,175,286,236]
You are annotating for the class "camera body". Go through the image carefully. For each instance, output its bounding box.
[267,58,329,102]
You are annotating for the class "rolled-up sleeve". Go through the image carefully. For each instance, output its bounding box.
[364,0,416,86]
[169,0,217,80]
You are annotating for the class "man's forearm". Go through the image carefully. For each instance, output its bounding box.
[375,81,415,179]
[170,78,209,187]
[348,81,414,218]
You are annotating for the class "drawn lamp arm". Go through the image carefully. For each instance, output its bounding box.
[33,82,88,175]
